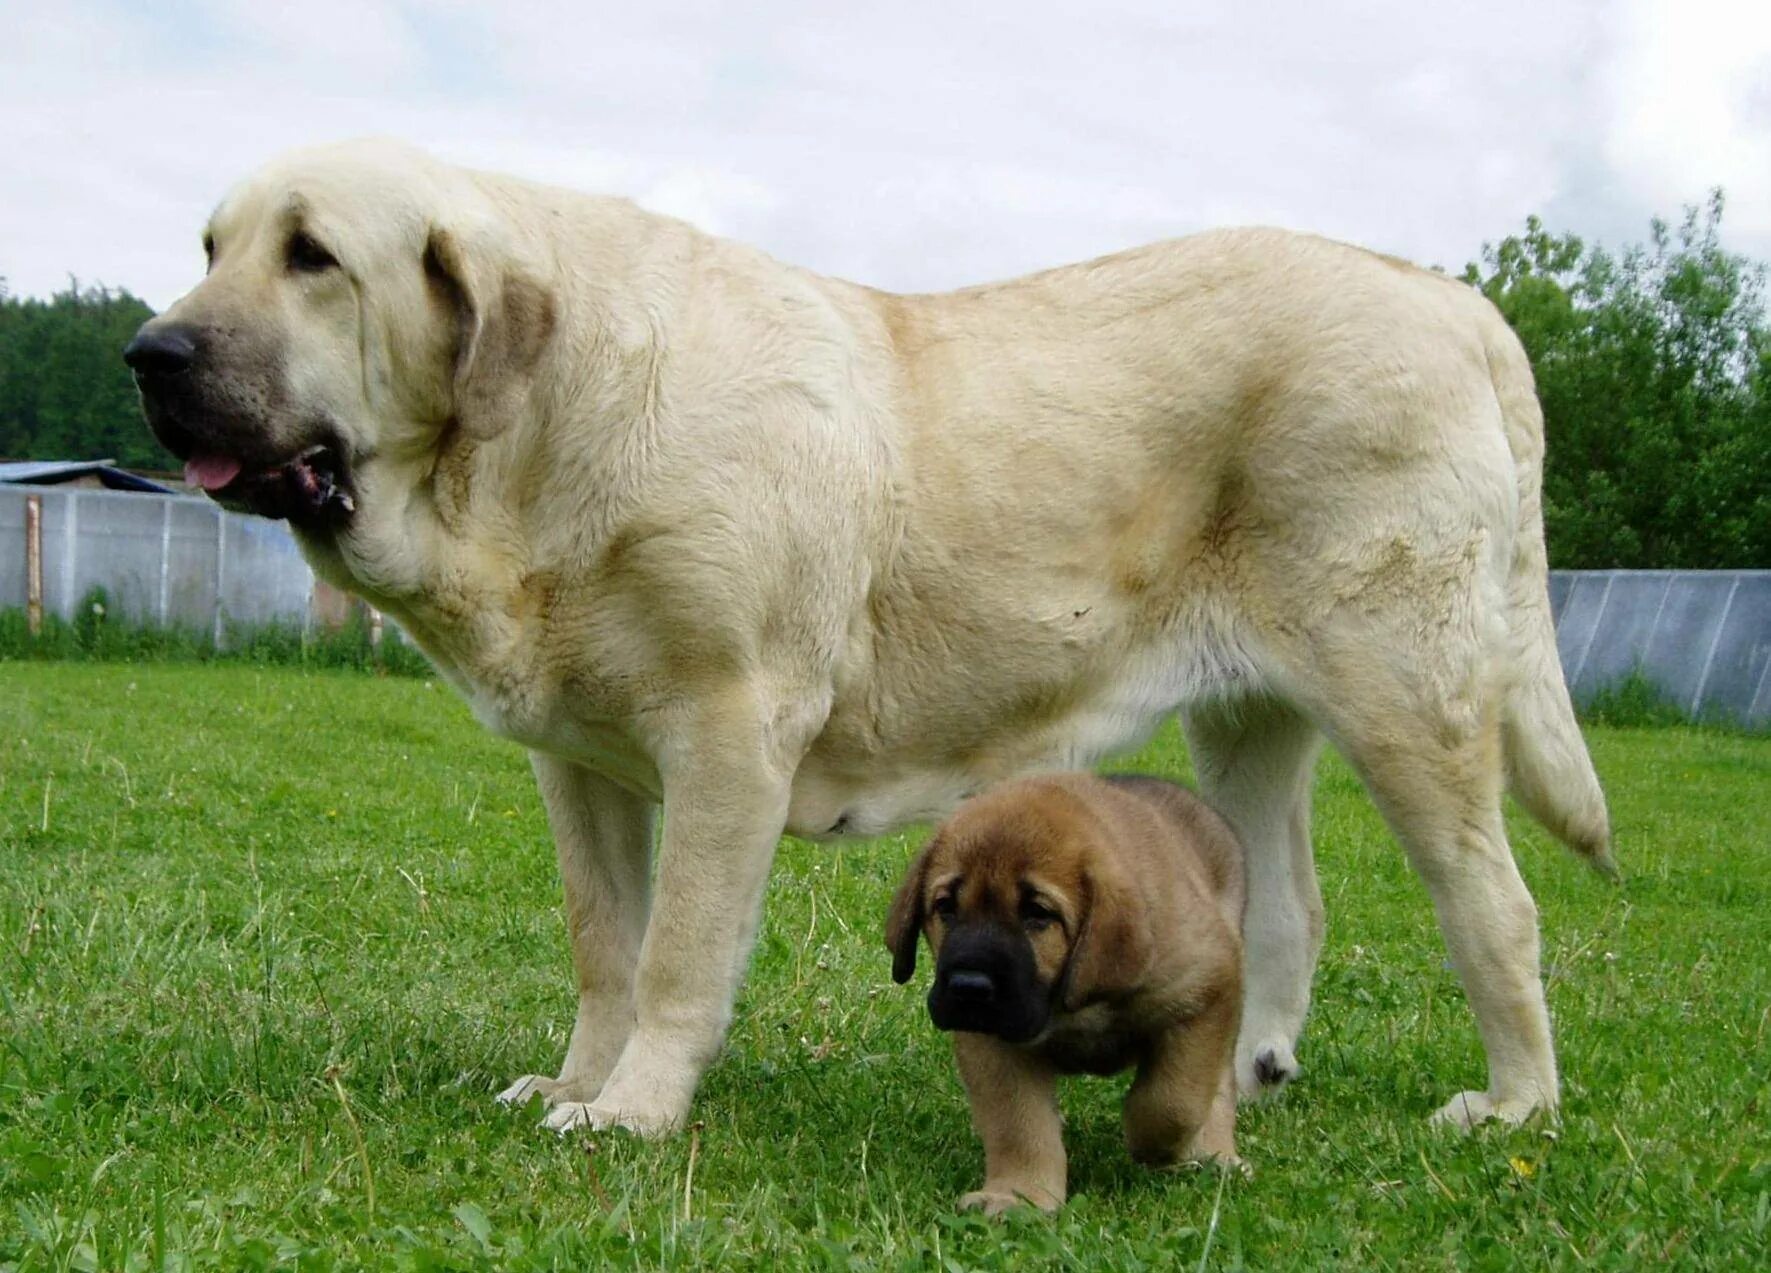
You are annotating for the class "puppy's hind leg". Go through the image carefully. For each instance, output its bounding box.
[498,755,654,1112]
[1181,699,1323,1097]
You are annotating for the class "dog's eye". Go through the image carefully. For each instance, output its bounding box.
[1021,899,1060,930]
[931,894,957,919]
[287,231,339,274]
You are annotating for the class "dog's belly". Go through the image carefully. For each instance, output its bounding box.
[784,764,975,839]
[465,687,664,800]
[785,627,1264,839]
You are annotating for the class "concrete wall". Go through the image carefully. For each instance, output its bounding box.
[1550,570,1768,726]
[1,484,316,640]
[2,485,1765,723]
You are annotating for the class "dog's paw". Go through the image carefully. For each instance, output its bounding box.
[1185,1151,1253,1180]
[495,1074,560,1106]
[497,1073,606,1110]
[542,1097,683,1139]
[1236,1041,1298,1098]
[958,1187,1059,1217]
[1429,1090,1550,1131]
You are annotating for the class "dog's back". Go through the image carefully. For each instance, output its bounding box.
[1101,773,1246,929]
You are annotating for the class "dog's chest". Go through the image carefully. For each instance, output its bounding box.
[1036,1008,1145,1076]
[386,600,661,799]
[460,680,661,796]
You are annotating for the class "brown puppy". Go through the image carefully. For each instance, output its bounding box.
[886,772,1245,1214]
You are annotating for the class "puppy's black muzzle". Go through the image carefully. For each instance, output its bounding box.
[928,922,1049,1043]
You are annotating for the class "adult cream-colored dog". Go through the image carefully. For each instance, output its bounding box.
[127,139,1611,1138]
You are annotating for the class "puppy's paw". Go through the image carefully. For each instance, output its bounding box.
[1429,1090,1550,1131]
[1185,1150,1253,1180]
[1236,1040,1298,1098]
[959,1187,1059,1217]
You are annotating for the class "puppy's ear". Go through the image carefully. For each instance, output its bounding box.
[885,834,939,984]
[1059,856,1154,1011]
[424,224,556,441]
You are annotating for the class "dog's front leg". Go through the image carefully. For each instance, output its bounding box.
[498,755,655,1113]
[1123,992,1242,1170]
[953,1034,1066,1215]
[544,684,807,1137]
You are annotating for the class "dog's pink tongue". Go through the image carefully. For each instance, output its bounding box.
[184,455,242,491]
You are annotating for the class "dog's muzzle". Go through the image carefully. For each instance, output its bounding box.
[927,923,1050,1043]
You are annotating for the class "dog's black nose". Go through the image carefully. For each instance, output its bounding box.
[945,970,997,1005]
[123,325,198,376]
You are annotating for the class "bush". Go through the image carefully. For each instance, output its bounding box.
[1464,193,1770,569]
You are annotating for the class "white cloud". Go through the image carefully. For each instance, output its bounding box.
[2,0,1766,308]
[1603,0,1771,243]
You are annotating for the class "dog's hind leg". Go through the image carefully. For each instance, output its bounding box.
[1181,698,1323,1098]
[1297,633,1559,1127]
[497,754,655,1112]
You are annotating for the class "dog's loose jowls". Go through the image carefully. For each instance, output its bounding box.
[127,139,1612,1139]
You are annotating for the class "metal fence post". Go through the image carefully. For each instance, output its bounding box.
[1689,575,1741,716]
[212,509,228,650]
[24,493,42,636]
[60,491,79,620]
[158,498,173,627]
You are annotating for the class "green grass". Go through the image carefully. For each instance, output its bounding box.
[0,595,433,680]
[1,663,1766,1270]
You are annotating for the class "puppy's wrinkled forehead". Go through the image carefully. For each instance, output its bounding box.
[933,798,1092,902]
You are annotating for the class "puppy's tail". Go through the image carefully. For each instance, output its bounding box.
[1485,308,1615,876]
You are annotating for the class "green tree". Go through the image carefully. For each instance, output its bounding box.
[1464,192,1769,568]
[0,281,159,467]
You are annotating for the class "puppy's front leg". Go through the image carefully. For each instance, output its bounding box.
[953,1033,1065,1215]
[1123,992,1241,1169]
[546,684,809,1137]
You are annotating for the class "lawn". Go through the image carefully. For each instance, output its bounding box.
[1,662,1766,1270]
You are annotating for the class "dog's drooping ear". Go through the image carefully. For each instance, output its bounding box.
[1059,855,1155,1011]
[424,224,557,441]
[885,836,939,984]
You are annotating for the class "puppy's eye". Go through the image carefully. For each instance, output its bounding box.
[1021,899,1060,930]
[931,894,957,919]
[287,231,339,274]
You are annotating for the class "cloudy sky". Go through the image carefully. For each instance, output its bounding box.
[4,0,1768,308]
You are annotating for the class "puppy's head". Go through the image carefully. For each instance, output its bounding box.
[124,138,554,529]
[884,778,1154,1043]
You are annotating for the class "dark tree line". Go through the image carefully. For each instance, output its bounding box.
[0,279,159,468]
[2,196,1767,566]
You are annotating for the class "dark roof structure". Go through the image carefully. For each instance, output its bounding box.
[0,459,176,495]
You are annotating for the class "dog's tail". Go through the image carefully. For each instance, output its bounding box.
[1482,308,1615,875]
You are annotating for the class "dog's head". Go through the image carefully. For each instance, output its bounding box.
[884,778,1154,1043]
[124,139,555,527]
